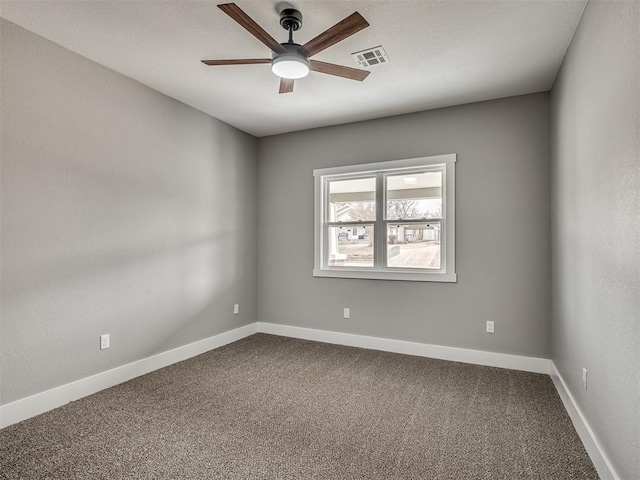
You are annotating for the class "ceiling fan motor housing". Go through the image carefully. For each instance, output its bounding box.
[272,42,309,79]
[279,8,303,31]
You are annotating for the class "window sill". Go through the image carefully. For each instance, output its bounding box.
[313,268,457,283]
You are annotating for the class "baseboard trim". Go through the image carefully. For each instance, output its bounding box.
[549,363,619,480]
[256,322,551,374]
[0,323,257,429]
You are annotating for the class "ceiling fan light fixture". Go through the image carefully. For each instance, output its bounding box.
[272,53,310,79]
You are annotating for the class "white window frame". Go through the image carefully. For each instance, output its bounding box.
[313,154,456,282]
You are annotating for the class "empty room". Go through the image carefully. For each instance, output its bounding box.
[0,0,638,478]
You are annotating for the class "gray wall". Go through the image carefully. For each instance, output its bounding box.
[257,93,551,358]
[550,1,640,478]
[0,20,258,405]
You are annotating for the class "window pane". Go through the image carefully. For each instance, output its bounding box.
[328,225,374,267]
[387,223,441,269]
[328,177,376,222]
[386,170,442,220]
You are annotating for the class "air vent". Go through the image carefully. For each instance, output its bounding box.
[351,45,390,68]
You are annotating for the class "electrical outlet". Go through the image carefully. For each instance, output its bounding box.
[486,321,495,333]
[233,304,239,315]
[343,308,350,319]
[582,368,588,390]
[100,334,110,350]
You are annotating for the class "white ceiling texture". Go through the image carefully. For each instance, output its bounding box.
[0,0,586,137]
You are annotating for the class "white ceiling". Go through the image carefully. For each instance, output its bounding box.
[0,0,586,137]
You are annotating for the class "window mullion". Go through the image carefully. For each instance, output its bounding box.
[322,177,329,268]
[375,172,385,269]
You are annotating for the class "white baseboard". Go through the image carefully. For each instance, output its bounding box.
[549,363,619,480]
[257,322,551,374]
[0,323,257,429]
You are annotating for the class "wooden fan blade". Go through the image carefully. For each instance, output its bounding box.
[279,78,295,94]
[218,3,286,54]
[302,12,369,57]
[309,60,370,81]
[202,59,271,66]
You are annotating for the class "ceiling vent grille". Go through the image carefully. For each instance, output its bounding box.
[351,46,389,68]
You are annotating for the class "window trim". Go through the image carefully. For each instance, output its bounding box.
[313,154,457,282]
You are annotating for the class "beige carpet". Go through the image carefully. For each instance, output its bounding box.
[0,333,598,479]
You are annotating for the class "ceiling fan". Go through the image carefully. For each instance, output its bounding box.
[201,3,371,94]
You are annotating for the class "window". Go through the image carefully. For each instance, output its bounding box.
[313,154,456,282]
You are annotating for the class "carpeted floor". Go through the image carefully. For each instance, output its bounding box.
[0,333,598,479]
